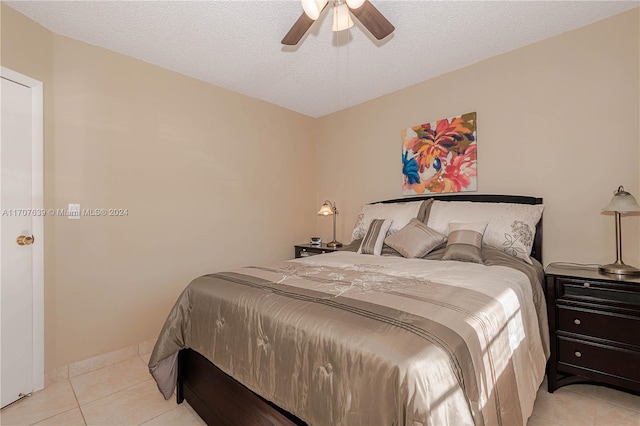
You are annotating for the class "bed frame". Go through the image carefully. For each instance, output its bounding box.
[176,194,544,425]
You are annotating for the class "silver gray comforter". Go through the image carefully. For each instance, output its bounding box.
[149,247,548,425]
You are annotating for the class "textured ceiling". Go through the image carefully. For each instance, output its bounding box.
[7,0,638,117]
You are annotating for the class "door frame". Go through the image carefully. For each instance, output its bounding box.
[1,66,44,392]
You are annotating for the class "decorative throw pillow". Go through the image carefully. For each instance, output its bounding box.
[427,201,544,264]
[384,218,446,258]
[441,222,488,264]
[358,219,393,255]
[351,201,424,242]
[416,199,434,225]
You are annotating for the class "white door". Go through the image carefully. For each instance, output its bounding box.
[1,71,44,408]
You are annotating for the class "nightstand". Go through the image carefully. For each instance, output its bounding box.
[294,244,340,259]
[545,265,640,394]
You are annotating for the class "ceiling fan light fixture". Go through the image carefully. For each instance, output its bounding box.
[346,0,366,9]
[332,2,354,32]
[283,0,393,45]
[301,0,328,20]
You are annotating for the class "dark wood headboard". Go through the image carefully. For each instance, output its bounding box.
[377,194,544,264]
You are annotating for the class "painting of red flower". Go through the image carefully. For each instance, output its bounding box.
[402,112,477,195]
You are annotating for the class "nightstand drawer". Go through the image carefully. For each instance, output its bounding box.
[557,305,640,346]
[557,278,640,309]
[558,337,640,383]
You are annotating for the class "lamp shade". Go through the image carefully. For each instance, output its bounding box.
[346,0,366,9]
[332,2,354,31]
[317,203,334,216]
[301,0,328,20]
[602,186,640,213]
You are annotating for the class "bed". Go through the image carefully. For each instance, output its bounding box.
[149,194,549,426]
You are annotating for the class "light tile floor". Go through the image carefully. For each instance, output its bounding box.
[0,353,205,426]
[2,357,639,425]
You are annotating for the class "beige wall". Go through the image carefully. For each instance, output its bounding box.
[2,5,58,370]
[2,5,317,370]
[3,5,639,373]
[316,8,640,267]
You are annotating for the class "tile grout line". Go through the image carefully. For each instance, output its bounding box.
[531,389,597,426]
[67,341,157,380]
[533,385,640,426]
[183,402,207,425]
[564,386,640,414]
[69,356,150,406]
[528,391,560,425]
[130,378,178,426]
[78,378,172,426]
[69,352,146,380]
[530,409,561,425]
[70,357,152,410]
[69,378,89,426]
[135,404,179,426]
[22,380,85,426]
[592,399,640,415]
[26,404,79,426]
[78,377,155,408]
[26,409,72,426]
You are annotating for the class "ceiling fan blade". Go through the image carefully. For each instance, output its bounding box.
[281,12,315,45]
[349,0,394,40]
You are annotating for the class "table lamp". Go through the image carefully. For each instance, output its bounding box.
[318,200,342,248]
[599,186,640,275]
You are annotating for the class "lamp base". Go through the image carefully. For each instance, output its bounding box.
[327,241,343,248]
[599,262,640,276]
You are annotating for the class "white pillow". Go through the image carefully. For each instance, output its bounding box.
[427,201,544,264]
[351,201,423,242]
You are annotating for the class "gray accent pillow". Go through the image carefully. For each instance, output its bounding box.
[441,222,488,264]
[358,219,392,255]
[384,218,446,258]
[341,239,362,252]
[416,199,434,224]
[343,239,402,257]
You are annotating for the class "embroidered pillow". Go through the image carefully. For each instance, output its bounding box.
[384,218,446,258]
[358,219,393,256]
[427,201,544,264]
[441,222,488,264]
[351,201,424,242]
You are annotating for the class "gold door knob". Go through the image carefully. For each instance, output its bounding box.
[16,235,35,245]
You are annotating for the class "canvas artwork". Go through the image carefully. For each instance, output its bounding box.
[402,112,477,195]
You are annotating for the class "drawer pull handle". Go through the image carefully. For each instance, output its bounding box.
[583,282,590,288]
[574,319,581,325]
[575,351,582,358]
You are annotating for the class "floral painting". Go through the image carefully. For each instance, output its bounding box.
[402,112,477,195]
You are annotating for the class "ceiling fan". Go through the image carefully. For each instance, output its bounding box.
[282,0,395,46]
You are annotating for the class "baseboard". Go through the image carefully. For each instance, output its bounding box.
[44,337,157,387]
